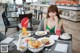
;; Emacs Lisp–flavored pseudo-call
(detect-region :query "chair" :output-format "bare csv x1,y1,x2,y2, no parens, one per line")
37,19,44,31
37,10,43,20
18,13,33,31
2,11,19,35
32,9,40,25
34,9,37,18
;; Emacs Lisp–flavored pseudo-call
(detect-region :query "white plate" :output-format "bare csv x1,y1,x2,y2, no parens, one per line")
38,37,55,47
60,36,71,40
35,31,47,36
60,33,71,40
19,31,31,38
23,37,36,43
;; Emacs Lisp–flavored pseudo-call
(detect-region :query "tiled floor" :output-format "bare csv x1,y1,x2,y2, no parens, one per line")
0,6,80,53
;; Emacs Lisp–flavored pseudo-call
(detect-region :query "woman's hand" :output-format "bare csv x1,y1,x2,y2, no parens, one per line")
54,16,58,21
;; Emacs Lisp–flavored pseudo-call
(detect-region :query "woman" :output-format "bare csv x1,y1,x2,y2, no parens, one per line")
44,5,63,34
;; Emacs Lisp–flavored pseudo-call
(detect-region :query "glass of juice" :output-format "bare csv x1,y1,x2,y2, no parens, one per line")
56,29,61,37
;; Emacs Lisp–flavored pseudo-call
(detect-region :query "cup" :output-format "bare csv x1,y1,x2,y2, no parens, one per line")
56,29,61,37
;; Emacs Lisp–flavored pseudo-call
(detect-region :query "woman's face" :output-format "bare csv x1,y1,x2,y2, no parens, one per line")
49,12,56,18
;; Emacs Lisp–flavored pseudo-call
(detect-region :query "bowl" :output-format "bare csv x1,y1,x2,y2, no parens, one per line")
28,40,44,52
17,43,27,52
28,44,44,52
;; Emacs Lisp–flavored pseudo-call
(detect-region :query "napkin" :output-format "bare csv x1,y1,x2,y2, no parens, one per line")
1,37,14,44
49,35,59,40
54,43,68,53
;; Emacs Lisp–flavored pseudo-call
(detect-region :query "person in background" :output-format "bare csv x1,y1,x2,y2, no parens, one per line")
44,5,63,35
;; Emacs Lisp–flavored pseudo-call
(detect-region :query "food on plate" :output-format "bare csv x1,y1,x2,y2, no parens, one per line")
38,37,55,47
21,27,29,36
18,45,27,52
35,31,47,36
28,40,42,48
24,38,29,43
19,45,26,49
23,37,35,43
41,37,50,45
21,31,29,36
37,31,45,35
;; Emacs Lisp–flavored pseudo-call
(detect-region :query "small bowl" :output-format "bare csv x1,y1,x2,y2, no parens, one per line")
17,43,27,52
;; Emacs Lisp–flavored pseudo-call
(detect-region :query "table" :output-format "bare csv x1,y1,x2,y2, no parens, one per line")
11,31,72,53
0,31,72,53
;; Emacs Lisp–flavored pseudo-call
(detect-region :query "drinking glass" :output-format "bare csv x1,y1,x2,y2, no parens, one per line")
56,29,61,37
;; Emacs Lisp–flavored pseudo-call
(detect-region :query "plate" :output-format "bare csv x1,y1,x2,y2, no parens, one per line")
23,37,36,43
19,31,31,38
38,37,55,47
60,35,71,40
35,31,47,36
60,33,71,40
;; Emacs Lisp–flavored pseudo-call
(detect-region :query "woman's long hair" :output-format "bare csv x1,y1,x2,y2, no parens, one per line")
46,5,60,19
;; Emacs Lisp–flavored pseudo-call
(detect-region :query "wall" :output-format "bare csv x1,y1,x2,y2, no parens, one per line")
63,19,80,53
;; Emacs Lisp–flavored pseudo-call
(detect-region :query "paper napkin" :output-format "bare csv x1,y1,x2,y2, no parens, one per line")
55,43,68,53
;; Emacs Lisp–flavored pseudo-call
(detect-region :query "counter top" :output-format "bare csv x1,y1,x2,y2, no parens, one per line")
30,4,80,10
57,6,80,10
